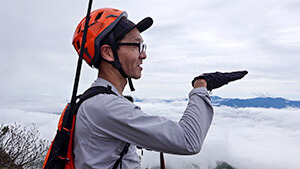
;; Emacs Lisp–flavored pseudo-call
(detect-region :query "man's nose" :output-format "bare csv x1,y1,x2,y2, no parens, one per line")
139,51,147,60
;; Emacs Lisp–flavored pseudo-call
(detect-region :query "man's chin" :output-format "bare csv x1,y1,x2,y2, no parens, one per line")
132,74,142,80
132,76,141,80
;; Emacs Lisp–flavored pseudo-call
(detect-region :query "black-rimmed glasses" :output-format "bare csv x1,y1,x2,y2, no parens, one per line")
116,42,147,54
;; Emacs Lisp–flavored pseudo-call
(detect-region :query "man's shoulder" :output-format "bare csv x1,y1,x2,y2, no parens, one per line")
81,93,136,113
78,93,140,124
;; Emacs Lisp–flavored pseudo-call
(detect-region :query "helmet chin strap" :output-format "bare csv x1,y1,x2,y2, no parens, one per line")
108,33,135,92
127,78,135,92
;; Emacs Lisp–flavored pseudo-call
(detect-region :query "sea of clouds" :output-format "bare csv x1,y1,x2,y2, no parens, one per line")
1,96,300,169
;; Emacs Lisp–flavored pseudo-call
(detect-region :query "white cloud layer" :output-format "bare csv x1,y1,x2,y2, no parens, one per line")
137,100,300,168
1,98,299,168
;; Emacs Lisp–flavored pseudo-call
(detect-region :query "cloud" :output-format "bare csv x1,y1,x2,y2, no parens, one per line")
0,108,59,141
138,102,300,169
1,97,300,168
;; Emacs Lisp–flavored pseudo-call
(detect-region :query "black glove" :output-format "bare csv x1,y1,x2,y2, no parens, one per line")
192,70,248,91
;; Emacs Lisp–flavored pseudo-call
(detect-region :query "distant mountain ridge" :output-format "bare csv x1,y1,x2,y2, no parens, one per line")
135,96,300,109
211,96,300,109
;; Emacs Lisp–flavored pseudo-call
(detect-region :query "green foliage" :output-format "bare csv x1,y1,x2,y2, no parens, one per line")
215,160,236,169
0,123,49,169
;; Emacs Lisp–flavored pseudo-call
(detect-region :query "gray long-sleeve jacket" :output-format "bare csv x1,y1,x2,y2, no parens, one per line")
73,78,213,169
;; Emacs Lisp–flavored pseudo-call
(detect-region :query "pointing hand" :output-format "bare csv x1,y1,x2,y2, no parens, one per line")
192,70,248,91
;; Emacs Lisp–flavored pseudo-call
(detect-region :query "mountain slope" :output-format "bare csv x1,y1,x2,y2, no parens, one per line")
211,96,300,109
135,96,300,109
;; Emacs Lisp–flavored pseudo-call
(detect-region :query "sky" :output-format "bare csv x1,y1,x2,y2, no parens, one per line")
1,1,300,168
1,0,300,100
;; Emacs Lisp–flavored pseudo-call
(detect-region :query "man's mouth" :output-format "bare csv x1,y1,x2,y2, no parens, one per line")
138,64,143,70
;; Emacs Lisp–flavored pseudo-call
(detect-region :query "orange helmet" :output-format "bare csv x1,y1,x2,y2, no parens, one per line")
72,8,153,91
72,8,153,68
72,8,126,67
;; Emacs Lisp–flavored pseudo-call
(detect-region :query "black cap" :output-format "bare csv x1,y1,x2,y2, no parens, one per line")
113,17,153,41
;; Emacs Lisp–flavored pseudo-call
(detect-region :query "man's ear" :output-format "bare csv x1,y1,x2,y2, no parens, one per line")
100,44,114,62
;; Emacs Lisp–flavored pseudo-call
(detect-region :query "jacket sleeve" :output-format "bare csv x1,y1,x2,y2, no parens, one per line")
83,87,213,155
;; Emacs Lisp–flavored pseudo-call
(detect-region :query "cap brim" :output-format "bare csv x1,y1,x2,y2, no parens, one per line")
113,17,153,41
136,17,153,33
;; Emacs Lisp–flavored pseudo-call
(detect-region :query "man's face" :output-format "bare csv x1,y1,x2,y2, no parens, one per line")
117,28,147,79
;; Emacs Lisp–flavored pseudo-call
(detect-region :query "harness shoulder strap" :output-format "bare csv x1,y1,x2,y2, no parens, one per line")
77,85,131,169
62,85,117,130
74,85,117,113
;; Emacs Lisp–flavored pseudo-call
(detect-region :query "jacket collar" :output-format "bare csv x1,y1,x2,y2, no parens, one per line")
91,77,121,96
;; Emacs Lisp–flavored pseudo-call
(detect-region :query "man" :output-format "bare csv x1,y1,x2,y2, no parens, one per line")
72,8,247,169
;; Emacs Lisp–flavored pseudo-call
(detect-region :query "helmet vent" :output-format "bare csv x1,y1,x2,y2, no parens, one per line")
76,41,81,50
77,25,82,34
95,13,103,21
